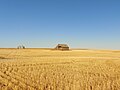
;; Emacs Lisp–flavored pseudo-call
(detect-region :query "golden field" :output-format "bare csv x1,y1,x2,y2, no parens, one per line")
0,48,120,90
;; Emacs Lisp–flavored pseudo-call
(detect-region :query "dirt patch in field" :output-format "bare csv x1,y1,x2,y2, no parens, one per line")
0,56,7,59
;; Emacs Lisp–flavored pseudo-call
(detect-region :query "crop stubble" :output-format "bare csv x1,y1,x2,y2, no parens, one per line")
0,49,120,90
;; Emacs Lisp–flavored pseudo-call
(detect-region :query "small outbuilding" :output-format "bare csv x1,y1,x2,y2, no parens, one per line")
17,45,25,49
55,44,69,50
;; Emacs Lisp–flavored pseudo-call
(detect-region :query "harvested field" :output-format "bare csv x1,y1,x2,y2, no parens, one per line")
0,48,120,90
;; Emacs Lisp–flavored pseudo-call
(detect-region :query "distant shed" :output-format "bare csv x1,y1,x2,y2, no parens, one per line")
55,44,69,50
17,45,25,49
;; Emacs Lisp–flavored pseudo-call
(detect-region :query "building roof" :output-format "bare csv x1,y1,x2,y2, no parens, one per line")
57,44,69,48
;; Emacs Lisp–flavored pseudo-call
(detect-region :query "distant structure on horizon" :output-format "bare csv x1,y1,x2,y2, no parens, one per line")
55,44,69,50
17,45,25,49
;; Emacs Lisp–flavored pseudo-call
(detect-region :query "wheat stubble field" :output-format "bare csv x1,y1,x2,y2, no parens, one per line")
0,49,120,90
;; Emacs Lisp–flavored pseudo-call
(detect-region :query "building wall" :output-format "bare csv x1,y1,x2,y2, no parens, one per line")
56,47,69,50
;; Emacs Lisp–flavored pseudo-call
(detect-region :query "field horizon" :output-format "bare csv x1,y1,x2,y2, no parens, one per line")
0,48,119,51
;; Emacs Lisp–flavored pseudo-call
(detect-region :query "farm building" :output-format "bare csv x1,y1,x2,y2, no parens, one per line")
17,45,25,49
55,44,69,50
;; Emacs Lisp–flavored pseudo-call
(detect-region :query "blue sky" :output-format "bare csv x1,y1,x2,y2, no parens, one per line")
0,0,120,49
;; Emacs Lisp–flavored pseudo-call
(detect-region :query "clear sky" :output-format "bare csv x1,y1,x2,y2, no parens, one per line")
0,0,120,49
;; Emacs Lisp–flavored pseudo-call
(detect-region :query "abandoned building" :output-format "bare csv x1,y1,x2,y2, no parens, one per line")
55,44,69,50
